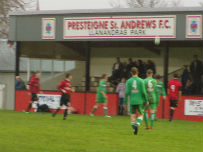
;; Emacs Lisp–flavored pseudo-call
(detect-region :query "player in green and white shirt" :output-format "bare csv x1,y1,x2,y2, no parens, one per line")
124,67,148,135
155,75,166,119
90,74,111,118
144,69,157,130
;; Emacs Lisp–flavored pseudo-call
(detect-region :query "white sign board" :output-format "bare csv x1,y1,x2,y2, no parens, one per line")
184,100,203,116
186,15,202,38
42,18,56,39
32,94,61,109
64,16,176,39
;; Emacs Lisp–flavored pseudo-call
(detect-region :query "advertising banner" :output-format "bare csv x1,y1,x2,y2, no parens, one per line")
64,16,176,39
42,18,56,39
186,15,202,38
184,100,203,116
32,94,61,109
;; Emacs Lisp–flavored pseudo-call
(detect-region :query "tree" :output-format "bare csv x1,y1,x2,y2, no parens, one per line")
109,0,185,8
170,0,183,7
0,0,36,39
109,0,168,8
126,0,168,8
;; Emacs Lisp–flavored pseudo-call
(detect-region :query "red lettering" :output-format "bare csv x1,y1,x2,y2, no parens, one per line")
159,20,163,28
141,20,145,29
68,22,72,29
152,20,156,29
164,20,170,28
137,20,141,29
131,21,136,29
104,21,108,29
121,21,126,29
145,21,152,28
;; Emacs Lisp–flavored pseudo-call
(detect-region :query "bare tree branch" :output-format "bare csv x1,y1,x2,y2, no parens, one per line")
108,0,185,8
171,0,183,7
0,0,36,39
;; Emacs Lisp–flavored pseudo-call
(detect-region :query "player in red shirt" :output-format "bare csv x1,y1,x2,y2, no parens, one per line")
52,73,74,120
168,73,182,122
26,72,42,113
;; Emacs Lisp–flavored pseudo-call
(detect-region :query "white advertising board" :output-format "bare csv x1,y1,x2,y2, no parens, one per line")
42,18,56,39
64,16,176,39
184,100,203,116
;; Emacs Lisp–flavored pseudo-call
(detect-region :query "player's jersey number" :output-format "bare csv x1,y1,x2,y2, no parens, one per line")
170,85,175,92
132,80,137,89
148,80,153,89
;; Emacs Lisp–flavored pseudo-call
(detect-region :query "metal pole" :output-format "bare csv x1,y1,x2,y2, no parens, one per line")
39,59,42,75
15,42,20,76
15,42,20,111
63,61,66,72
84,42,91,115
202,42,203,63
85,42,91,92
51,60,54,77
27,58,30,82
162,42,169,119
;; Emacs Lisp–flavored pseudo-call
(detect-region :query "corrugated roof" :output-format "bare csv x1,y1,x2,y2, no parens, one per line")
10,7,203,16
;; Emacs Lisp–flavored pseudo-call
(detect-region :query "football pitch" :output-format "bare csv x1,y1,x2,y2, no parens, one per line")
0,110,202,152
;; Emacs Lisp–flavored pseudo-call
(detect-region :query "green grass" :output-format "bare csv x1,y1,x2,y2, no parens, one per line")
0,110,202,152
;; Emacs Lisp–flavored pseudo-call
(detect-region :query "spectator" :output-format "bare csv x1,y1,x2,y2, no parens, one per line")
190,55,202,94
120,68,130,80
146,60,156,75
137,60,145,78
112,57,123,76
126,58,136,72
181,65,190,93
116,78,126,115
15,76,26,90
184,79,194,95
110,57,123,85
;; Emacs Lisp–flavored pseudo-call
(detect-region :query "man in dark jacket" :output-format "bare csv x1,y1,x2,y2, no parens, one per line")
181,65,190,94
190,55,202,94
110,57,123,84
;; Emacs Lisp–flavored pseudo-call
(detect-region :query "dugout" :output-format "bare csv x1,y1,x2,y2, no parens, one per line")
8,7,203,120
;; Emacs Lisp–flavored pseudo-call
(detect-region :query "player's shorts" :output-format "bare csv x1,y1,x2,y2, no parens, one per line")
144,103,157,110
96,94,107,103
150,103,157,110
129,104,143,114
97,97,107,103
170,100,178,107
60,93,70,106
31,93,39,102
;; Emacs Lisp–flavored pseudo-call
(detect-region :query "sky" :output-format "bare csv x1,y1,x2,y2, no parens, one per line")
38,0,202,10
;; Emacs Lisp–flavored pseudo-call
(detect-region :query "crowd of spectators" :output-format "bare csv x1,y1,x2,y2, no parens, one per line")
109,57,156,86
181,55,203,95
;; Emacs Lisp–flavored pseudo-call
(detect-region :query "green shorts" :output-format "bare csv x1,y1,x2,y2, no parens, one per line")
144,103,157,110
97,97,107,103
129,104,143,114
